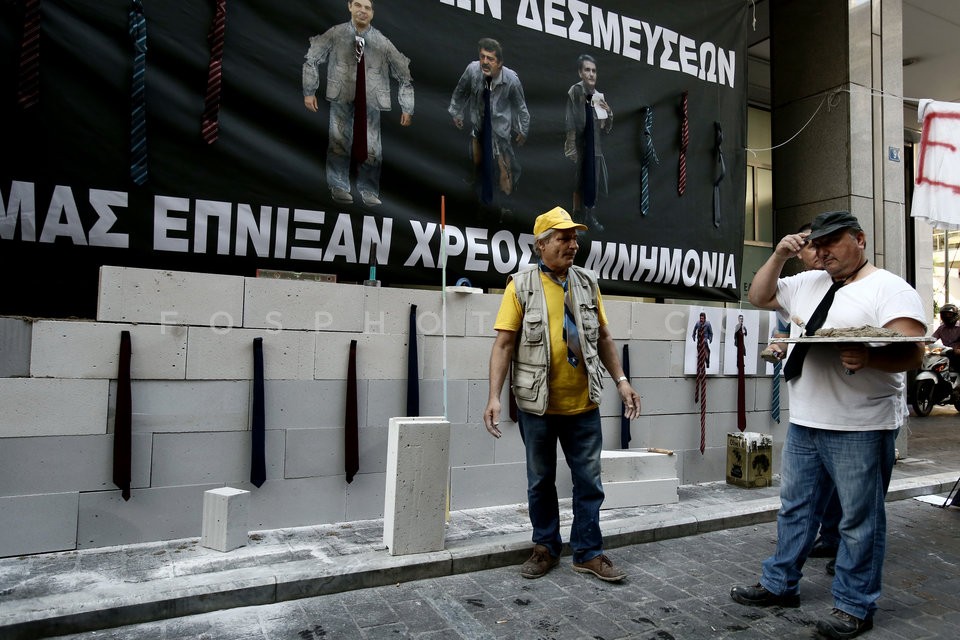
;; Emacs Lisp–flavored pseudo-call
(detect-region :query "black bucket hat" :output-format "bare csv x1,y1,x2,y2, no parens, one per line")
807,211,863,242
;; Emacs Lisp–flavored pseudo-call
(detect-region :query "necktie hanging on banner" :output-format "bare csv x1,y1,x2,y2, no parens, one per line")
351,36,368,172
620,344,631,449
678,91,689,196
694,328,707,454
582,93,596,208
712,121,725,228
201,0,227,144
480,79,494,204
539,262,582,367
639,106,659,216
407,304,420,417
250,337,266,487
17,0,41,109
771,358,781,423
129,0,148,185
735,326,746,432
345,339,359,483
113,331,133,501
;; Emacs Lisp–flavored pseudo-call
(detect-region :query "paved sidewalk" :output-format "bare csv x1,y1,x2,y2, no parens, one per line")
2,416,959,639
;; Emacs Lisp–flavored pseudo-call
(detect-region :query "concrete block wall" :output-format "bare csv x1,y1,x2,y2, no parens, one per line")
0,266,789,557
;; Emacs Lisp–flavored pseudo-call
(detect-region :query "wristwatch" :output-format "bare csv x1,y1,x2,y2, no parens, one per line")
615,376,628,384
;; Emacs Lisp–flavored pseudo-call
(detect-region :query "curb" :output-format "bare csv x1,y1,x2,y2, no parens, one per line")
1,472,956,639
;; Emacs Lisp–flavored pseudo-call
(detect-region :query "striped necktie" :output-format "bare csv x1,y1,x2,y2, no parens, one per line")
17,0,41,109
201,0,227,144
771,358,781,423
539,262,582,367
678,91,689,196
129,0,148,185
639,106,659,216
694,324,708,454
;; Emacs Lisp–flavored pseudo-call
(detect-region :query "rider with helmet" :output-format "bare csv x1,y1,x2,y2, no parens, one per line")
933,304,960,370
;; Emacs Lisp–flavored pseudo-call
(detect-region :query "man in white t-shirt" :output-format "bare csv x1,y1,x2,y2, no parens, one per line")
731,211,926,640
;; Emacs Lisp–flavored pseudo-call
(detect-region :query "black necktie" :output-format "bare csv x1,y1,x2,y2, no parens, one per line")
713,122,725,228
481,79,494,204
351,36,368,169
345,340,359,483
783,281,844,381
407,305,420,416
620,344,631,449
113,331,132,501
582,92,596,208
250,337,266,487
735,327,746,431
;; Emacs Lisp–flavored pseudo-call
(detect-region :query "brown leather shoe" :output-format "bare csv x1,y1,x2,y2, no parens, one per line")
572,554,626,582
519,544,559,579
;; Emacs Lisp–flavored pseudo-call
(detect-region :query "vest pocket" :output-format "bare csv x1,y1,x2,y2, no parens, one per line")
522,310,544,343
579,303,600,342
512,361,545,404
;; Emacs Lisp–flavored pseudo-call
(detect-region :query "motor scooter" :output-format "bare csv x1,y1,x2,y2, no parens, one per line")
911,344,960,417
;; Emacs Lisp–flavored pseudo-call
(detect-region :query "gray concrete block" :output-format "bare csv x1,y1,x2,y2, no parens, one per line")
365,379,406,429
315,332,407,380
97,266,245,326
463,292,503,337
449,422,495,467
367,287,465,336
242,278,365,331
345,471,386,521
418,379,468,423
151,430,284,486
262,380,352,428
678,446,728,485
602,299,634,339
201,488,250,552
246,475,347,529
0,492,78,556
77,483,220,548
421,336,492,380
285,427,343,479
0,316,31,377
0,378,109,438
0,434,151,496
185,327,316,380
632,302,690,340
30,321,187,379
117,380,249,433
450,462,527,510
602,478,680,509
384,417,451,555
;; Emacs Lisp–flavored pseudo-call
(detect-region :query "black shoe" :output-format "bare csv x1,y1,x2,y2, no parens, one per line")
730,583,800,608
816,608,873,639
826,559,836,576
809,540,839,558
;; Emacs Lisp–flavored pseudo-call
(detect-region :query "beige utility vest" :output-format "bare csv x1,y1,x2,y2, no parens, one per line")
509,265,605,415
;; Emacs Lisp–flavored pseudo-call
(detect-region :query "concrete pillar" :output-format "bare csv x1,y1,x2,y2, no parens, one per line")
201,487,249,552
383,416,450,556
770,0,906,277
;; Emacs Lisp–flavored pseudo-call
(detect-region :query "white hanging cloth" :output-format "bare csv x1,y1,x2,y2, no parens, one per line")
911,99,960,230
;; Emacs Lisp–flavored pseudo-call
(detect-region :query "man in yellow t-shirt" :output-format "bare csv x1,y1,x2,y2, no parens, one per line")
484,206,641,583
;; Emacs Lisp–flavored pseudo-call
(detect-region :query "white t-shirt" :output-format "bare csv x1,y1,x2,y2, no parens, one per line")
777,268,926,431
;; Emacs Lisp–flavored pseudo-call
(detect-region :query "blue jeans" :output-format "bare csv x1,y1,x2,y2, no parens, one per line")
760,424,897,620
517,408,604,563
817,489,842,548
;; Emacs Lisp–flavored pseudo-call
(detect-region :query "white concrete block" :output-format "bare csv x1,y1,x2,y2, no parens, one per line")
201,487,250,552
30,321,187,379
602,299,634,339
97,266,245,326
367,287,465,336
0,316,32,377
631,302,690,340
464,292,504,337
185,327,316,380
0,492,79,556
421,336,493,380
383,416,450,555
601,449,679,483
0,378,109,437
243,278,366,331
601,478,680,509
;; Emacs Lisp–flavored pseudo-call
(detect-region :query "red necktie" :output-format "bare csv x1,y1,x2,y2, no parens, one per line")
694,327,707,454
351,37,368,169
201,0,227,144
678,91,689,196
17,0,41,109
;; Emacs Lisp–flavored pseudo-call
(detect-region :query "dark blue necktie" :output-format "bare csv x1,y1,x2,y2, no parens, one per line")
113,331,133,501
582,93,596,208
407,305,420,416
480,80,494,204
129,0,148,185
640,106,659,216
620,344,631,449
345,340,359,483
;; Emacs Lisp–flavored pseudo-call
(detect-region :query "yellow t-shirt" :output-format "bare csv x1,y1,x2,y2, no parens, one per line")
494,272,608,415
